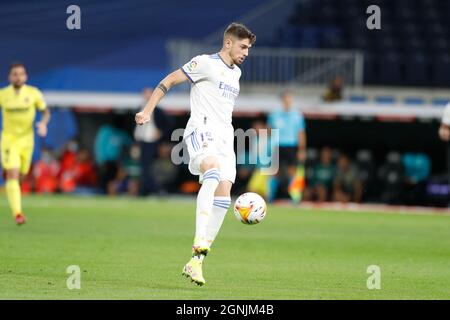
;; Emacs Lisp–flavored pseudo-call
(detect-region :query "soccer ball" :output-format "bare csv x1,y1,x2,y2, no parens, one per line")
233,192,267,225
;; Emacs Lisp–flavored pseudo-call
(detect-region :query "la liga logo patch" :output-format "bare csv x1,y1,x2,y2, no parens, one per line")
186,60,198,72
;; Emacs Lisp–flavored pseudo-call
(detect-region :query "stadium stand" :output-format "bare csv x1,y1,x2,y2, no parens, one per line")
0,0,263,91
278,0,450,87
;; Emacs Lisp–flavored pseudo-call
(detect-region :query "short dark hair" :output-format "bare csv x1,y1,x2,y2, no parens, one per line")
224,22,256,44
280,89,293,99
9,62,26,73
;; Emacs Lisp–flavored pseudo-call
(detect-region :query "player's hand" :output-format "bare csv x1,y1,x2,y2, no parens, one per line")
135,111,151,125
36,121,48,137
439,126,450,141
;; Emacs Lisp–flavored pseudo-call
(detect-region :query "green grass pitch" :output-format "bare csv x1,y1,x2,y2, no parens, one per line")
0,195,449,299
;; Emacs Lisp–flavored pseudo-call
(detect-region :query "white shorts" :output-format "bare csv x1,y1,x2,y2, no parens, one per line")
184,125,236,184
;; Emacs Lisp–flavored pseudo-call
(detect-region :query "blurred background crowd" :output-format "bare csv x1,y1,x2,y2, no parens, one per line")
0,85,441,208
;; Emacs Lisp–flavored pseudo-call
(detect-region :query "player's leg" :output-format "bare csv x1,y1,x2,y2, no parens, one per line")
192,155,221,252
285,146,301,203
286,146,298,180
184,127,222,252
2,143,26,224
5,169,24,221
205,180,232,249
183,155,220,286
15,145,33,224
204,139,237,249
182,126,222,285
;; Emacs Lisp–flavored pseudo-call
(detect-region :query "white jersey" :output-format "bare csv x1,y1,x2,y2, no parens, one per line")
181,53,241,138
442,102,450,125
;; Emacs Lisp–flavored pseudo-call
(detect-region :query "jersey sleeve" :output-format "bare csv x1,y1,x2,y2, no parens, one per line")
34,88,47,111
180,55,209,83
442,103,450,125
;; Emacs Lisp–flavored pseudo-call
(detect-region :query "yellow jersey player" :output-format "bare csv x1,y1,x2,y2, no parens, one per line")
0,63,50,225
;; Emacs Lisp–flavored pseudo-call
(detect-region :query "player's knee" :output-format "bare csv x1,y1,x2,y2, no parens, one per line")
200,156,220,173
6,169,20,180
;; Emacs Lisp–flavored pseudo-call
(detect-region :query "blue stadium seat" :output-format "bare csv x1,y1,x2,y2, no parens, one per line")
375,36,400,52
363,52,379,85
421,9,442,24
379,22,395,37
421,0,442,8
378,53,402,85
397,23,422,38
403,38,426,52
349,95,369,103
278,25,303,47
425,22,447,39
430,37,450,54
315,5,338,24
320,26,344,49
299,26,320,48
405,53,430,87
432,98,450,106
375,96,396,104
432,54,450,87
397,8,417,23
285,0,446,87
394,0,419,10
404,97,426,105
348,35,372,51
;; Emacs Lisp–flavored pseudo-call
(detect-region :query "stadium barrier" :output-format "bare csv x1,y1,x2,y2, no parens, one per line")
167,40,364,87
41,91,448,121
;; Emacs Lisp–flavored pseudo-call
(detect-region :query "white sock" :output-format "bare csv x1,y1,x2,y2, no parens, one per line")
205,196,231,247
194,168,220,248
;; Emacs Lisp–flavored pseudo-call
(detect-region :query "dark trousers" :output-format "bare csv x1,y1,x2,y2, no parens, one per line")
447,144,450,186
99,161,118,194
447,144,450,204
139,141,159,195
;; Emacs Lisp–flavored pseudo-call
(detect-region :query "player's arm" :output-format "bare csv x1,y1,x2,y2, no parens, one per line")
297,114,307,163
36,108,50,137
439,123,450,141
439,103,450,141
39,108,50,125
135,69,188,125
297,131,307,163
35,89,50,137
